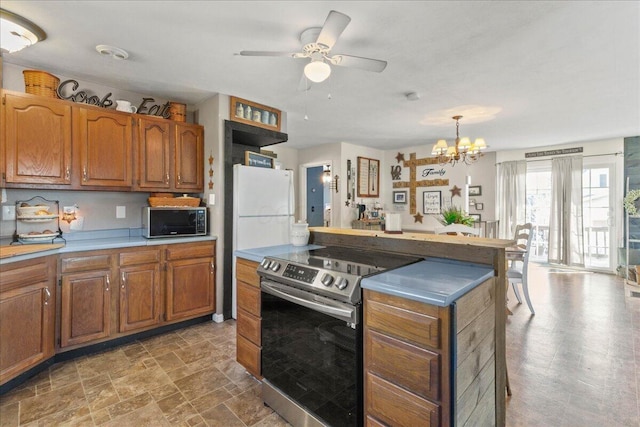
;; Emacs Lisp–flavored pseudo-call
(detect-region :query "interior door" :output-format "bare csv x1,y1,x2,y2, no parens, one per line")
306,166,324,226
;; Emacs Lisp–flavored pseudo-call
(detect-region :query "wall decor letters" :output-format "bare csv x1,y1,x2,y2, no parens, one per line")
57,79,113,108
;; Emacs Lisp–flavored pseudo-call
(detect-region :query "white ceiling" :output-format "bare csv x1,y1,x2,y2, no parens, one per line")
2,1,639,151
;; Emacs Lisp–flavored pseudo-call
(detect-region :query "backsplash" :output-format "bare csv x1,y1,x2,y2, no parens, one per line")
0,189,150,239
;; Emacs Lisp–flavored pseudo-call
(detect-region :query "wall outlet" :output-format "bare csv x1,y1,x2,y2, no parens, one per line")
2,205,16,221
116,206,126,219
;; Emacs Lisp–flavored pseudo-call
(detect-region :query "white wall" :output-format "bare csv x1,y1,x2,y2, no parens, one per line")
382,144,496,232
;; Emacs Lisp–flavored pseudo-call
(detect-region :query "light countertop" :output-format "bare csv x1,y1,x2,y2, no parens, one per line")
234,244,324,263
0,229,217,264
361,257,495,307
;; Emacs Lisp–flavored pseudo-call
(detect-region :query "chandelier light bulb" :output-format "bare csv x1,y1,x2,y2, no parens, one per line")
431,115,487,166
304,60,331,83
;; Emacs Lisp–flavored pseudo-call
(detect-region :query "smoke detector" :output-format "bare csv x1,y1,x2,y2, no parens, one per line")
95,44,129,60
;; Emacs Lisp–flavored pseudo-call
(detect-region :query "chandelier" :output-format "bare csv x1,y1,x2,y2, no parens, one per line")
431,115,487,166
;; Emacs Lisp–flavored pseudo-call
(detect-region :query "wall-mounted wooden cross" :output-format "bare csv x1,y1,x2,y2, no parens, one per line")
392,153,449,214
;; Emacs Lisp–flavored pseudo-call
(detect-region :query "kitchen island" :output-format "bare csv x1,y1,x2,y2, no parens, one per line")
309,227,512,427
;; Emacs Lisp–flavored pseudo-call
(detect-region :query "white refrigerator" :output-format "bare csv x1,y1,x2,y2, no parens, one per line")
232,164,295,318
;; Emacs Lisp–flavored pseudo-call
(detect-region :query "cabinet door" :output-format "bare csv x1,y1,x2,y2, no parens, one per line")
76,108,133,188
2,92,72,185
119,263,161,332
0,282,54,384
174,123,203,191
135,117,171,190
166,257,214,321
60,270,111,348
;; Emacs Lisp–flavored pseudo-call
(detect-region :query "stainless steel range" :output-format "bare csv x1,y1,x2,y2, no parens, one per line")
257,246,420,427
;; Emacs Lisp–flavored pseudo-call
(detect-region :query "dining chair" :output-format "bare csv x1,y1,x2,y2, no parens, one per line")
507,223,535,314
434,223,481,236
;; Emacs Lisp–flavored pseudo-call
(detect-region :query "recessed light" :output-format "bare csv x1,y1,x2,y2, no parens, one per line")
95,44,129,60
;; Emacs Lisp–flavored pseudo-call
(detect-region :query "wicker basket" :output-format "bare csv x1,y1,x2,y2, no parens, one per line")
148,196,200,207
23,70,60,98
168,102,186,122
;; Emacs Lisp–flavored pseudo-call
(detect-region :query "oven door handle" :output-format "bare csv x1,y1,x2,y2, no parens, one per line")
261,280,356,323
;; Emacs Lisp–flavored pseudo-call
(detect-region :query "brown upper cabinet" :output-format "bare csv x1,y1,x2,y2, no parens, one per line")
75,107,133,189
134,115,204,192
2,91,73,187
1,90,204,192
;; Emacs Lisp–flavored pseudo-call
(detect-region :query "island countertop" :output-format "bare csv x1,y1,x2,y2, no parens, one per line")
361,257,495,306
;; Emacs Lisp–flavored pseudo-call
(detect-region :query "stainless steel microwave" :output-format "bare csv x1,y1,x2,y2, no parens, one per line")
142,207,207,238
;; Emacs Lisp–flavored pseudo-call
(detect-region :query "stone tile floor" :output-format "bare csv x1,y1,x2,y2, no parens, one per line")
0,321,288,427
0,263,638,426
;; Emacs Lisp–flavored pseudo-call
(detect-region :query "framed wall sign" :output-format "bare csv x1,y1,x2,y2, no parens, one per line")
357,156,380,197
469,185,482,196
230,96,281,132
475,202,484,211
470,213,482,222
422,191,441,214
393,191,407,204
244,151,275,168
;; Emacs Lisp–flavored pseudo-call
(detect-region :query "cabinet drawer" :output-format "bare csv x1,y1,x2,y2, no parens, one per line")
61,253,112,273
237,308,261,346
119,249,161,266
366,329,440,401
237,281,260,316
166,243,214,260
366,371,440,427
236,258,260,287
365,290,442,349
236,334,261,379
0,257,50,291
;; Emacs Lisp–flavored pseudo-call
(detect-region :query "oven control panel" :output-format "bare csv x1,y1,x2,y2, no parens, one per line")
282,264,318,283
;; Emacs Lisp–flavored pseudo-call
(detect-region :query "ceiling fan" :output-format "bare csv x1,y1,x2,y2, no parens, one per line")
239,10,387,89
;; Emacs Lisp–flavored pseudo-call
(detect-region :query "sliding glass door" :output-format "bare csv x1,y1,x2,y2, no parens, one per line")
524,159,616,272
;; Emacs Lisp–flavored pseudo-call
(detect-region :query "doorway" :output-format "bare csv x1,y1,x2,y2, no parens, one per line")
300,162,332,227
525,159,616,272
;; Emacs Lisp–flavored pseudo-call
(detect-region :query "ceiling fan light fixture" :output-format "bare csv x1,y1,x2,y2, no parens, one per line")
304,60,331,83
0,8,46,53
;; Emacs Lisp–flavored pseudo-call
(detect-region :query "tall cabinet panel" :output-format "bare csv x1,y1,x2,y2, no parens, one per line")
75,108,133,188
174,123,204,191
2,91,72,186
135,117,171,190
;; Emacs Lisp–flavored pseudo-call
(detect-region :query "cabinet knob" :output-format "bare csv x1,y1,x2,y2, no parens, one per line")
44,287,51,305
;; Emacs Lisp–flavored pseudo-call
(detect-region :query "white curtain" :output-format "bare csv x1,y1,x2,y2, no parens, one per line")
496,160,527,238
548,155,584,266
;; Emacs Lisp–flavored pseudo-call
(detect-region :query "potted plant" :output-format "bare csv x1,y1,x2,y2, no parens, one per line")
439,205,475,226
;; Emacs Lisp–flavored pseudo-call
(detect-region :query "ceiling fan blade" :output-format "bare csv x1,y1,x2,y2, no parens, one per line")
239,51,304,58
316,10,351,49
297,73,312,92
330,54,388,72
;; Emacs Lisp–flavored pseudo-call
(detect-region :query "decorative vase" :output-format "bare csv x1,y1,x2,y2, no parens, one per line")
291,222,310,246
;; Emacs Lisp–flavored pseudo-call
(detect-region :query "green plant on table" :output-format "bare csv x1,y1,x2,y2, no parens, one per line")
440,205,475,226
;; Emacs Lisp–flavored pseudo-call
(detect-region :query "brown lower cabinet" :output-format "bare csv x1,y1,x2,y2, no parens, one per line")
0,240,216,388
0,256,56,385
57,241,215,352
235,257,261,379
364,277,497,427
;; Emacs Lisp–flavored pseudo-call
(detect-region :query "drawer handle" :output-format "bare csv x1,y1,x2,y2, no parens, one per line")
165,173,170,184
105,274,110,291
210,261,214,274
121,271,126,289
177,173,182,184
65,166,70,181
44,287,51,305
82,166,88,182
